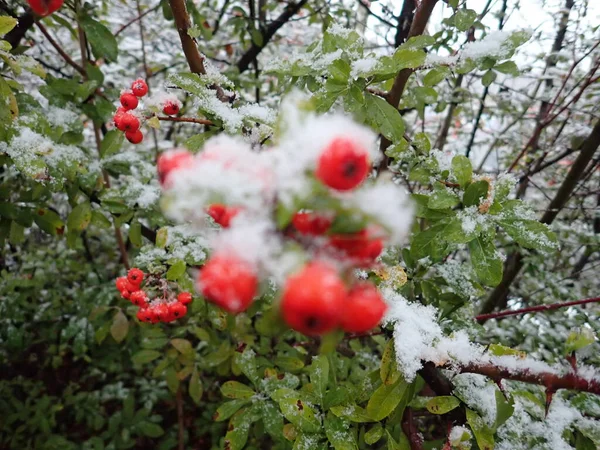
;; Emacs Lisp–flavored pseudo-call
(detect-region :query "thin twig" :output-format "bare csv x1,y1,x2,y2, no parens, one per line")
476,296,600,322
114,2,161,36
35,21,86,76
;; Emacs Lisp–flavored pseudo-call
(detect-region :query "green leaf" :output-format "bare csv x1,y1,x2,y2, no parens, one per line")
466,408,495,450
324,413,358,450
365,93,405,142
495,389,514,429
189,369,203,405
410,223,448,262
81,17,119,62
463,180,490,207
366,378,408,421
452,155,473,187
138,422,164,438
294,433,323,450
34,209,64,236
413,132,431,154
497,218,558,253
260,401,284,440
275,356,305,372
495,60,519,75
423,67,450,87
565,328,596,355
279,398,321,433
221,381,256,399
393,48,426,70
330,404,373,423
132,350,161,365
386,430,410,450
129,221,142,247
91,211,111,228
166,259,187,281
100,130,124,158
364,423,383,445
165,366,179,394
380,340,401,386
469,237,503,286
329,59,351,83
482,70,497,87
170,338,193,356
110,310,129,343
453,9,478,31
428,189,460,210
426,396,460,414
213,399,249,422
0,16,18,35
309,355,329,403
67,202,92,233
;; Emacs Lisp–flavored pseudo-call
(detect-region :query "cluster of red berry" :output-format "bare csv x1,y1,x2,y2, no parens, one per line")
113,80,148,144
115,268,193,324
27,0,63,16
155,136,388,336
113,80,182,145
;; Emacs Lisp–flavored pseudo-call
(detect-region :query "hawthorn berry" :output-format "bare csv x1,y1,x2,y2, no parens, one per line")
329,229,383,265
115,276,129,292
120,92,139,110
198,254,257,314
163,100,180,116
130,290,148,307
127,268,144,285
131,79,148,97
206,203,240,227
136,308,152,323
121,113,140,132
292,211,332,235
126,129,144,144
177,292,193,305
316,137,370,191
157,149,193,187
169,302,187,319
27,0,63,16
153,303,170,322
340,282,387,333
113,107,127,130
280,262,346,336
121,289,131,300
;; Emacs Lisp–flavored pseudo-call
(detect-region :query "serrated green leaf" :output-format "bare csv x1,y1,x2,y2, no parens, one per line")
365,93,405,142
469,237,502,286
81,17,119,62
452,155,473,187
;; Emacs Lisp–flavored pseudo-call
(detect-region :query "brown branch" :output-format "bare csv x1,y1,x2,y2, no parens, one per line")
168,0,232,103
154,116,214,125
476,296,600,322
457,362,600,395
35,21,87,76
176,385,185,450
236,0,309,73
377,0,439,172
114,2,161,37
5,11,34,49
402,408,423,450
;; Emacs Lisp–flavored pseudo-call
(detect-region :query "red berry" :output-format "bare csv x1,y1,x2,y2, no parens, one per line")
206,203,240,227
126,129,144,144
115,276,129,292
113,107,127,130
169,302,188,319
130,290,148,307
157,149,194,187
121,113,140,132
131,79,148,97
329,229,383,266
120,92,139,110
163,100,180,116
139,307,157,323
292,211,332,235
280,262,346,336
316,137,370,191
153,303,170,322
127,268,144,286
198,254,257,314
121,289,131,300
340,282,387,333
177,292,193,305
27,0,63,16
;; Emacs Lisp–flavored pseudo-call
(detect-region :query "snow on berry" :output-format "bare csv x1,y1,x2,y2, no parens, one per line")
131,79,148,97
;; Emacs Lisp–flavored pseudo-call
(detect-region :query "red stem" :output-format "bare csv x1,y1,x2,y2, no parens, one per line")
475,296,600,322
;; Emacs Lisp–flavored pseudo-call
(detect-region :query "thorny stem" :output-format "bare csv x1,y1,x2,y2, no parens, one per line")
475,296,600,322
